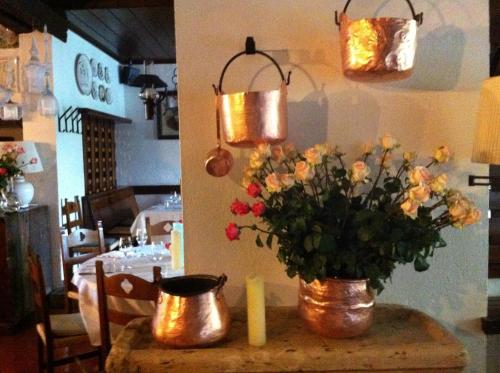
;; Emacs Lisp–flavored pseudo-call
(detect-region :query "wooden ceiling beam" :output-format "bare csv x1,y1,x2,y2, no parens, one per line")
42,0,173,10
0,0,68,41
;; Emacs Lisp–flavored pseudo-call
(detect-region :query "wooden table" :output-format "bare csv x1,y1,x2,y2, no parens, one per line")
106,305,468,372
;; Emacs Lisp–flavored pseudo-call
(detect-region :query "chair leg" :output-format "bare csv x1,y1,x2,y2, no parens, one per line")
99,346,106,372
46,342,54,373
37,335,45,373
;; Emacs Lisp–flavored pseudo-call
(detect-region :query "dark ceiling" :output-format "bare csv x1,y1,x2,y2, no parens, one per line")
0,0,175,64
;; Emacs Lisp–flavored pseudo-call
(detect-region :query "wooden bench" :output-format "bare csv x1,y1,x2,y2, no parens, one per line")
82,187,139,238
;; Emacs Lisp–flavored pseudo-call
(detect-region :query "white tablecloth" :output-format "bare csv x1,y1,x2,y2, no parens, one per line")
130,204,182,237
72,245,184,346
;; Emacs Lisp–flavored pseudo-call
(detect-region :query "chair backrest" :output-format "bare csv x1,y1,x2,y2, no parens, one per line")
82,187,139,231
61,196,83,233
60,223,106,296
27,248,52,343
95,260,161,355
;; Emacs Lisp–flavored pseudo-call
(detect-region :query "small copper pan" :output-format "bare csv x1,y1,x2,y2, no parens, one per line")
214,37,291,148
335,0,423,81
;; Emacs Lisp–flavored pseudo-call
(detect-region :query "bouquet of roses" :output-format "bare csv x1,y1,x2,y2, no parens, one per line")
0,143,38,190
225,135,481,292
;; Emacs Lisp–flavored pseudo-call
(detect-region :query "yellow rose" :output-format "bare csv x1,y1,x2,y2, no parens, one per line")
362,142,375,155
434,145,451,163
448,198,471,220
377,153,393,169
350,161,371,183
249,151,265,169
403,151,416,162
265,173,282,193
381,134,399,150
256,143,271,158
401,199,419,219
271,145,285,162
408,166,432,185
314,143,333,157
283,143,297,158
409,184,431,203
279,173,295,189
304,147,322,165
429,174,448,194
462,208,481,226
294,161,315,181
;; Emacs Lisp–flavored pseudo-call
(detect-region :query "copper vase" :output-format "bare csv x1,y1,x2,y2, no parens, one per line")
298,277,374,338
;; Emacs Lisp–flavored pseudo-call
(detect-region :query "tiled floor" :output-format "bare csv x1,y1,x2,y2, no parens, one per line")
0,326,99,373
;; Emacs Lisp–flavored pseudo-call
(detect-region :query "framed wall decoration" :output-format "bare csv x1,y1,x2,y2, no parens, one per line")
156,92,179,139
0,56,19,92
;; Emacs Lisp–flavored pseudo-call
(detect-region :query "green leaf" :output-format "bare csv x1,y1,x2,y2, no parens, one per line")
304,235,314,252
256,235,264,248
266,234,273,249
357,226,374,242
414,255,430,272
312,233,322,249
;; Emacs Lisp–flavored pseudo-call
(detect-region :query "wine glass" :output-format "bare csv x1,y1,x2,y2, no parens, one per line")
119,236,133,269
136,228,148,248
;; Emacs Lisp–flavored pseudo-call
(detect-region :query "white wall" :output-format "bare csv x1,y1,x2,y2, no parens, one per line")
17,32,60,282
115,64,181,189
175,0,489,370
53,31,126,204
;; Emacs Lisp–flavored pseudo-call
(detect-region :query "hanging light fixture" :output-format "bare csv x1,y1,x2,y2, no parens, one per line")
130,61,167,120
23,36,46,94
0,62,20,120
37,26,58,116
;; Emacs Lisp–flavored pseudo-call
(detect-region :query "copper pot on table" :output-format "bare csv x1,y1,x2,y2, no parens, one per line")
152,274,231,348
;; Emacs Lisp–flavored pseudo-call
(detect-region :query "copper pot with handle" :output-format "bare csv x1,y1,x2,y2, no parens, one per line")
152,274,231,348
215,37,291,147
335,0,423,81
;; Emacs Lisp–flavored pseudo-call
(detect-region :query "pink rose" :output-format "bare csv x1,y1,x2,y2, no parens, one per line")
230,199,250,215
225,223,241,241
30,157,38,164
247,183,262,198
251,202,266,217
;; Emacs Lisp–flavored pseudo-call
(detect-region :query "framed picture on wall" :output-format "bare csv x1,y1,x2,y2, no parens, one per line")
157,92,179,139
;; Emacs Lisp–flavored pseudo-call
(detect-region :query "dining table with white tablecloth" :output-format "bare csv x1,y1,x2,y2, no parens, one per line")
71,245,184,346
130,204,182,238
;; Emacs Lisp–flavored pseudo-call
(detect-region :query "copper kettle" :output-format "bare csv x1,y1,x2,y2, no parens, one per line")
152,274,231,348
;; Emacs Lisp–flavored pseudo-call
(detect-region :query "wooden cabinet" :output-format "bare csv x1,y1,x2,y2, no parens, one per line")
0,206,51,334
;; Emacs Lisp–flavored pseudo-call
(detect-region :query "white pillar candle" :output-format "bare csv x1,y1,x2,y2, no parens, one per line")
246,273,266,346
170,229,182,270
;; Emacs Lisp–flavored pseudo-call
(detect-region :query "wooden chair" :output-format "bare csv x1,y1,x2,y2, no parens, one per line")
60,223,106,313
95,260,161,361
61,196,83,234
27,249,101,372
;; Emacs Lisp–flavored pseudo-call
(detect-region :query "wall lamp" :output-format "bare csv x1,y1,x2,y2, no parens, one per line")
130,62,167,120
469,76,500,190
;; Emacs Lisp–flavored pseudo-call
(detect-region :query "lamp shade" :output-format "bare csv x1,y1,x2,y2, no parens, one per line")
0,141,44,173
472,76,500,165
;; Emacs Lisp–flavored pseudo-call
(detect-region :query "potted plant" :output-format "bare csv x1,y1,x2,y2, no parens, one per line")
225,136,481,338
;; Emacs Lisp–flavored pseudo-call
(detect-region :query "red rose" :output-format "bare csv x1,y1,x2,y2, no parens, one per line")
247,183,262,198
0,168,8,176
251,202,266,217
225,223,240,241
165,242,171,250
230,199,250,215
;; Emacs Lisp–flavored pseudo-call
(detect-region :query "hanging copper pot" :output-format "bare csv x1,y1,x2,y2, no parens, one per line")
335,0,423,81
152,274,231,348
215,37,291,148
